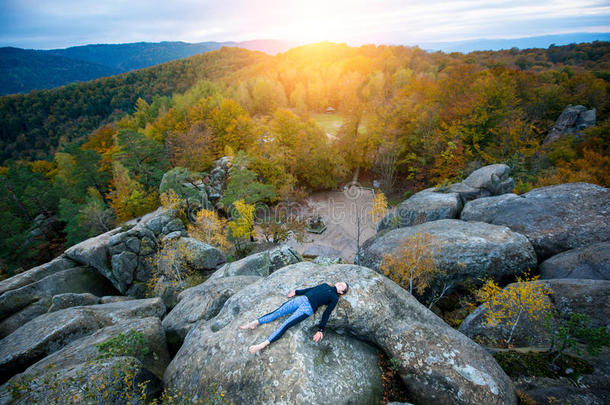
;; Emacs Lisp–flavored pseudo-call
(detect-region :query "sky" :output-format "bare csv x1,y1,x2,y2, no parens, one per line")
1,0,609,50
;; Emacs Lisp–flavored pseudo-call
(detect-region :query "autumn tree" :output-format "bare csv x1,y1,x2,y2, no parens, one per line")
476,274,552,346
107,162,158,222
187,209,231,252
370,191,388,225
228,199,255,252
380,232,449,307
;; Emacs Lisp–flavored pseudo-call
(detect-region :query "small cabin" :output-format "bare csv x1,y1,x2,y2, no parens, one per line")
325,106,336,114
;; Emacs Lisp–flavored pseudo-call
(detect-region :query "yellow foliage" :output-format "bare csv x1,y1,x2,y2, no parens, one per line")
537,148,610,188
187,209,231,252
159,189,185,217
379,232,443,295
370,191,388,224
229,199,255,242
476,273,552,345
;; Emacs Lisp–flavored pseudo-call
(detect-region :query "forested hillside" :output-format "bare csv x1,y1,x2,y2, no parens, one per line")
1,41,608,274
0,47,121,96
0,40,297,96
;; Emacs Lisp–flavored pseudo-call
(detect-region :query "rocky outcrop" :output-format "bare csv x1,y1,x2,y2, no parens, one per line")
158,158,231,216
47,292,100,312
162,275,262,353
460,183,610,260
539,241,610,280
377,189,462,232
544,105,596,144
62,208,200,296
359,219,537,290
207,244,300,281
442,164,514,203
377,164,515,233
0,256,77,296
164,263,516,405
460,193,521,223
0,357,161,405
0,266,118,338
459,279,610,346
0,317,169,404
0,297,165,383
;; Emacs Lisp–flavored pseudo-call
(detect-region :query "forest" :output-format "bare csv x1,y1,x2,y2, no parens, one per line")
0,40,609,275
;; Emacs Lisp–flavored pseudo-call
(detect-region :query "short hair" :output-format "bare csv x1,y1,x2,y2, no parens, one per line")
343,282,349,295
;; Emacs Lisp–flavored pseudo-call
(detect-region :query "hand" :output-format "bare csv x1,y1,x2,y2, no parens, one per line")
287,290,295,298
313,331,323,342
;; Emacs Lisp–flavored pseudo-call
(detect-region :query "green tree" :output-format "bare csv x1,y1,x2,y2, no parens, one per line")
220,152,275,210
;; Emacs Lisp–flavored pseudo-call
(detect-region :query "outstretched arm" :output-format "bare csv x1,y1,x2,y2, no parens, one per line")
287,286,313,298
295,286,313,295
314,295,338,342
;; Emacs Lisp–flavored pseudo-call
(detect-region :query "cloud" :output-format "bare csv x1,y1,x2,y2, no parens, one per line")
0,0,608,49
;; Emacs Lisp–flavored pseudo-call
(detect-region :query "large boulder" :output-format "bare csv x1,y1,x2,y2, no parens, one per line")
0,298,165,383
0,317,169,404
442,164,514,203
460,183,610,261
0,356,160,405
177,237,226,272
539,241,610,280
207,244,300,281
0,256,77,296
162,275,261,352
47,292,100,312
544,105,596,144
64,228,120,287
358,219,537,290
459,279,610,346
460,193,521,223
377,189,462,232
0,266,118,337
163,263,516,405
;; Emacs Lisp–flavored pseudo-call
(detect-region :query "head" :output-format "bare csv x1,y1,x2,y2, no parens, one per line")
335,281,349,295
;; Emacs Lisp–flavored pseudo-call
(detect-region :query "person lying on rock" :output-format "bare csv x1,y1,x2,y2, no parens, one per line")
240,281,349,354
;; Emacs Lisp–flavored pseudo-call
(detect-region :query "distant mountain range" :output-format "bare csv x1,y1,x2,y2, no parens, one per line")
0,40,297,95
1,33,608,96
415,32,610,53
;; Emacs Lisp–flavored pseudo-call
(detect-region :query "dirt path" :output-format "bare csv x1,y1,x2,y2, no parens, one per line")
285,187,378,263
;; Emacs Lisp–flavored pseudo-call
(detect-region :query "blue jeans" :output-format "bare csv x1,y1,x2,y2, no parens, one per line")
257,295,314,343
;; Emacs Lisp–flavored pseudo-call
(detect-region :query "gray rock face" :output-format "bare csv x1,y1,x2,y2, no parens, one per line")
378,189,462,232
47,293,100,312
359,219,537,290
0,316,169,399
0,356,160,405
208,244,301,281
544,105,596,144
178,237,226,272
61,208,193,296
0,256,77,296
460,194,521,223
162,275,261,352
460,183,610,261
459,279,610,346
64,228,119,285
0,298,165,383
539,241,610,280
441,164,514,203
0,266,118,337
302,244,343,260
164,263,516,405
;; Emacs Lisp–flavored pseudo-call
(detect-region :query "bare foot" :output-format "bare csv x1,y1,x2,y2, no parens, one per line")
240,320,259,330
248,341,269,354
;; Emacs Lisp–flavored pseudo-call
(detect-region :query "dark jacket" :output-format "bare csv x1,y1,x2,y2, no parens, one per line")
295,283,339,332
